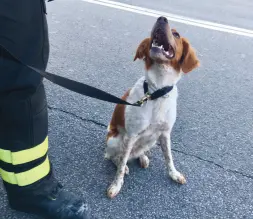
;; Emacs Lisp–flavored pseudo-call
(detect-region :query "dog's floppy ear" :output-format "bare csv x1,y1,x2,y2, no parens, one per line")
134,38,151,61
181,38,200,73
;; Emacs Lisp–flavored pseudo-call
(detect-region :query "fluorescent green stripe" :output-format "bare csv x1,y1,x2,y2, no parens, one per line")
0,137,48,165
0,156,50,186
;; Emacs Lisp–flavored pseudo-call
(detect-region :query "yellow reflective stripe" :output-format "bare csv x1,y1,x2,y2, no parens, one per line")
0,137,48,165
0,156,50,186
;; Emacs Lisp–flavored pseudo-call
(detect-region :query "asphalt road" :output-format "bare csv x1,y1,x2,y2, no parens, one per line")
117,0,253,29
1,0,253,218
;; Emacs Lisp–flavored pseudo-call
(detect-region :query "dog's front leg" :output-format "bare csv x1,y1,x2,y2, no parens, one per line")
159,133,186,184
107,137,135,198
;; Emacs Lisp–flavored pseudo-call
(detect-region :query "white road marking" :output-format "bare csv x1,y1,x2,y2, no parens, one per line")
81,0,253,38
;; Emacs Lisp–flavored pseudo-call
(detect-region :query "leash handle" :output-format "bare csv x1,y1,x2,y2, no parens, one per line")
1,45,141,107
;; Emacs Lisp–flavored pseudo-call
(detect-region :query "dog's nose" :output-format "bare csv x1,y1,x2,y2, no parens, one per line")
157,16,168,23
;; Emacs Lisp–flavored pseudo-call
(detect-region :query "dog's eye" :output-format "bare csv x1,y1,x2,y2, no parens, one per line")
173,32,180,38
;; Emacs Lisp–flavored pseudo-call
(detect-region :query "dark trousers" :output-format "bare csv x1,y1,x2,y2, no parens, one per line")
0,0,57,200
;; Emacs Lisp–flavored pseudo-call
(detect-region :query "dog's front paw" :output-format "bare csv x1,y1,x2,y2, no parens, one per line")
107,180,124,199
139,155,150,168
169,171,186,184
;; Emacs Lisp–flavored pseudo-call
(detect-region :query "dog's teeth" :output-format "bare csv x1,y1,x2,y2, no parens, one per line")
152,43,161,48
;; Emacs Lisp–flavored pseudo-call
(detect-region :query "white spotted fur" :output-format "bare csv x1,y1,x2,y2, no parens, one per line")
105,63,186,198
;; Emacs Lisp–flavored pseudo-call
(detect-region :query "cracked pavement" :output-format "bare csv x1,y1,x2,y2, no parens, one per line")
48,106,253,181
1,0,253,218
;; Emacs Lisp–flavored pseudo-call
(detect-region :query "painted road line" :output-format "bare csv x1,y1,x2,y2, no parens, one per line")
81,0,253,38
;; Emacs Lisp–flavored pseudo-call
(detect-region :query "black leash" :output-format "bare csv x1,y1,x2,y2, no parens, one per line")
1,45,140,106
1,45,173,107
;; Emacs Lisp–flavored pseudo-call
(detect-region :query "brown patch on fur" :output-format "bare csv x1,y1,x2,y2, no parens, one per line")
170,29,200,73
180,38,200,73
106,89,131,141
134,38,153,70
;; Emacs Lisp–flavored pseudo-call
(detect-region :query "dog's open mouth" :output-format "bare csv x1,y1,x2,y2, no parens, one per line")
151,35,175,59
151,39,175,59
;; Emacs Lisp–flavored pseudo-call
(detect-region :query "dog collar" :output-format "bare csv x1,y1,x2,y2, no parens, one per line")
135,80,173,106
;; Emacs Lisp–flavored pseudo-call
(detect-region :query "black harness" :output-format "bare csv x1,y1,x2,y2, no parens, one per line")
136,81,174,106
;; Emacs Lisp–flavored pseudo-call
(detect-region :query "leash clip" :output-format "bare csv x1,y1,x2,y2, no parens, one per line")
135,92,151,106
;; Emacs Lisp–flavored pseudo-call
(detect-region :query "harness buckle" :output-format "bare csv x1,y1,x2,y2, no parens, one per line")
135,93,151,106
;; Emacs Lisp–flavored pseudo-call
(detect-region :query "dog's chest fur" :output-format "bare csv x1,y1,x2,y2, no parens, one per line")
123,68,179,156
125,80,177,154
125,65,179,135
106,64,181,159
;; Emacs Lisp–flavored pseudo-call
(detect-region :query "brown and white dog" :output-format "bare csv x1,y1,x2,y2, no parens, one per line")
105,16,200,198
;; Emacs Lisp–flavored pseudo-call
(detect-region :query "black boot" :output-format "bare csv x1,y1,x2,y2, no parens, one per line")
7,182,91,219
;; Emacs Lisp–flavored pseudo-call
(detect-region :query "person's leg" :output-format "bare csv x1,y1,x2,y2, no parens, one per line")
0,0,90,218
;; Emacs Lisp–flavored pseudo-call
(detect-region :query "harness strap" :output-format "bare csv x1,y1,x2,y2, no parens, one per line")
136,81,174,106
143,80,173,100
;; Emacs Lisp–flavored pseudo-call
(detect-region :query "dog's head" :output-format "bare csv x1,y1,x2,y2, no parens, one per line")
134,16,200,73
